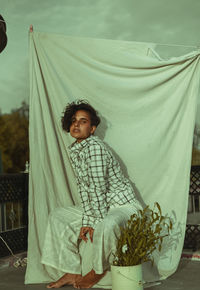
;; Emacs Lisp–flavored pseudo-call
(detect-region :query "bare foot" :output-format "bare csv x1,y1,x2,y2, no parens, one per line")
46,273,82,288
74,269,106,289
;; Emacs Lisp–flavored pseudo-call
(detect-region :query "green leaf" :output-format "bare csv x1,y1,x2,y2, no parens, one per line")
112,202,173,266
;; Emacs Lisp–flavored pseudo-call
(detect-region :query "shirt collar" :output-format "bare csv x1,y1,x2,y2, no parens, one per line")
68,134,96,152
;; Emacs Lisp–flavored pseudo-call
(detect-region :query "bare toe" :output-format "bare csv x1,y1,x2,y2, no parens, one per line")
73,278,82,288
46,282,56,288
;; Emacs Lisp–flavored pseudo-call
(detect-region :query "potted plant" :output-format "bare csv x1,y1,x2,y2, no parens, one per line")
111,202,173,290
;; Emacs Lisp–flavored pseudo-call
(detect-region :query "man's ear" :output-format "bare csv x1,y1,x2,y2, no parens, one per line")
91,126,96,134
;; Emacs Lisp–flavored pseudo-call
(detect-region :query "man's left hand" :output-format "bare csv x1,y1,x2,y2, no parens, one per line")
79,227,94,243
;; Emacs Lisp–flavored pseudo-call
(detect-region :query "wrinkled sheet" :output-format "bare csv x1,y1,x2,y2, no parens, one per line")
25,31,200,286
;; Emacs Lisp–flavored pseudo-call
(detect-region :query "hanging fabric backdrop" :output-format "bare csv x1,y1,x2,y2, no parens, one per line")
25,31,200,286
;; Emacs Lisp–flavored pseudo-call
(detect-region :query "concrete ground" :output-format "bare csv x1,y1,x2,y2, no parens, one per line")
0,259,200,290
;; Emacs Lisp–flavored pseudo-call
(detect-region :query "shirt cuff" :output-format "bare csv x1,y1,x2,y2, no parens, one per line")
82,214,103,228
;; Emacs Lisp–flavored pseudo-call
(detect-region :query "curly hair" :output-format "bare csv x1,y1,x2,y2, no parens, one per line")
61,100,101,132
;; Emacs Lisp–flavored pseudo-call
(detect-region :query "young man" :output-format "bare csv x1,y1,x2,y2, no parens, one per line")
41,100,141,289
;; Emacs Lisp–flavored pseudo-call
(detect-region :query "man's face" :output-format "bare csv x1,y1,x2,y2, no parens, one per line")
69,110,96,143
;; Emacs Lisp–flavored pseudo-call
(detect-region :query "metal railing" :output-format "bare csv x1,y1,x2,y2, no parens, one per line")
184,166,200,250
0,167,199,257
188,166,200,213
0,173,28,258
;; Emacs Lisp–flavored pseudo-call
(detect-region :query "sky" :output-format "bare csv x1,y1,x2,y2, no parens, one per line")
0,0,200,113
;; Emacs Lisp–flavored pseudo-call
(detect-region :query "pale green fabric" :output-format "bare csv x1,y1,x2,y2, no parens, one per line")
25,31,200,286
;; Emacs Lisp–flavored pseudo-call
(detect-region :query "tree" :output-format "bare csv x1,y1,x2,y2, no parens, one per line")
0,101,29,173
11,101,29,119
192,147,200,165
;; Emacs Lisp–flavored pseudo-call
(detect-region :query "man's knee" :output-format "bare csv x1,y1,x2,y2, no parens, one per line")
101,216,121,234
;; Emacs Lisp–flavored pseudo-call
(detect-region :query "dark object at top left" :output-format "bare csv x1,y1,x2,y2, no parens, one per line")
0,14,7,53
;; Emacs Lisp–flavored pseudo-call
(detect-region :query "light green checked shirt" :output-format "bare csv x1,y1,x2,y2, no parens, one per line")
68,135,139,228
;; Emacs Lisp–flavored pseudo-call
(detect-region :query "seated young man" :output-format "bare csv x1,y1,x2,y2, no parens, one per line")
41,100,141,289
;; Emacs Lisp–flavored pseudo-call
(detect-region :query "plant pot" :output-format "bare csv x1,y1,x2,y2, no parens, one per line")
111,264,143,290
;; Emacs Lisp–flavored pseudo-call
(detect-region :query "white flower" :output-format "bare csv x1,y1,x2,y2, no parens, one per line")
122,244,128,253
